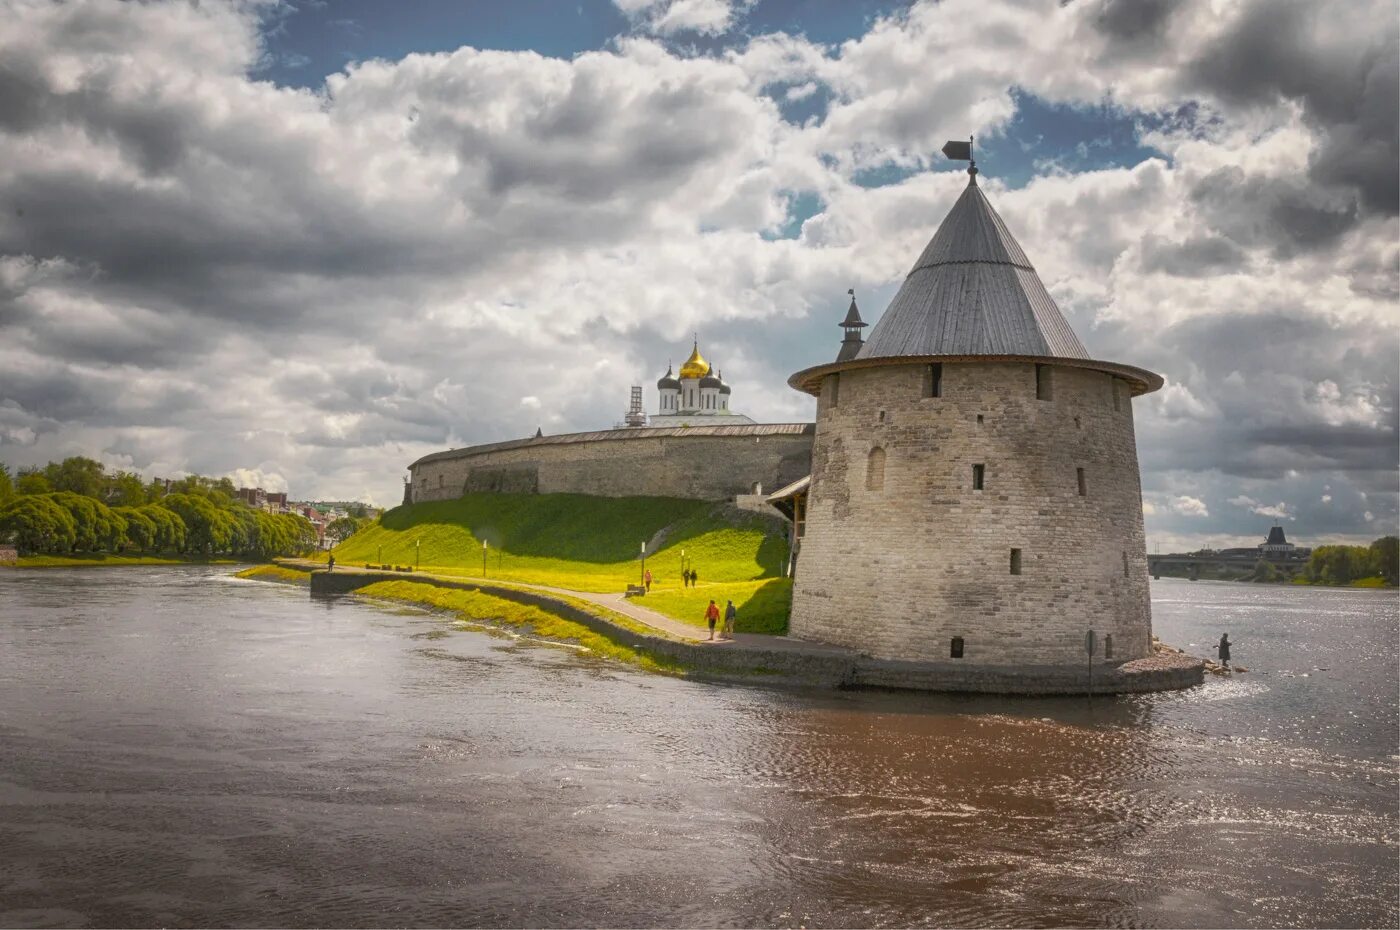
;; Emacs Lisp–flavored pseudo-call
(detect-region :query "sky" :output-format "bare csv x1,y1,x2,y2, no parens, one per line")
0,0,1395,551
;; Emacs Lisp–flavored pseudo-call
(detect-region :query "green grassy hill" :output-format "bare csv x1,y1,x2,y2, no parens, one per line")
330,493,794,634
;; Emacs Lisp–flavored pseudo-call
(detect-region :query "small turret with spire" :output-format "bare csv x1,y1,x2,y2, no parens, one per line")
836,288,867,362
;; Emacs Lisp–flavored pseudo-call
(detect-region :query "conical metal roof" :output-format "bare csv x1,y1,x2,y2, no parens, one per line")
787,170,1163,398
857,176,1088,360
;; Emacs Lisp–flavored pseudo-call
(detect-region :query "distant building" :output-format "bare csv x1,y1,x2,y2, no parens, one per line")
1261,523,1296,554
649,339,755,426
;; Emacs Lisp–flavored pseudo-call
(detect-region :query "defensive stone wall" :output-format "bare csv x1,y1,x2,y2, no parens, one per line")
409,424,814,503
791,360,1152,667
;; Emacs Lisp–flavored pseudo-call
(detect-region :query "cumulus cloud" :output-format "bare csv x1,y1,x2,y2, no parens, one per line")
1228,495,1296,520
0,0,1393,552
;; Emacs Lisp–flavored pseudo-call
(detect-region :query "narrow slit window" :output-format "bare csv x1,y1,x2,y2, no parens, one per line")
924,363,943,398
827,374,840,409
1010,548,1022,575
1074,416,1081,429
878,410,886,423
972,464,985,491
1077,467,1086,497
1122,550,1130,577
866,446,886,491
976,414,984,425
1036,364,1053,400
1104,634,1114,659
1112,378,1122,412
950,636,964,659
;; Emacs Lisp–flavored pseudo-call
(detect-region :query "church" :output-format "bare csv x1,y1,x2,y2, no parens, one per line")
642,340,754,426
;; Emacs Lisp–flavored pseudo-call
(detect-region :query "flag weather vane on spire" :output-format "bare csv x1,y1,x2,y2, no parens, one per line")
941,136,977,180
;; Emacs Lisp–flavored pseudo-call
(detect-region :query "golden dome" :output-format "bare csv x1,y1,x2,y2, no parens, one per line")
678,342,710,380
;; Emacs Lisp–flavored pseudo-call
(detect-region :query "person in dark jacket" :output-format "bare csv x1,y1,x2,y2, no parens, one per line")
327,554,335,573
1218,633,1231,670
722,600,737,640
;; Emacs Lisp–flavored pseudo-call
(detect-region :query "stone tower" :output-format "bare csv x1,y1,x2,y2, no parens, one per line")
786,167,1164,668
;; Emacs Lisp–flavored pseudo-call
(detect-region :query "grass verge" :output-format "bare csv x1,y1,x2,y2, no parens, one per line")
234,564,313,585
356,580,686,675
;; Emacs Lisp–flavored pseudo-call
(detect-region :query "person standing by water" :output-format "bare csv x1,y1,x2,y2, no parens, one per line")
722,600,736,640
705,600,720,641
327,554,335,573
1218,633,1231,670
644,568,652,593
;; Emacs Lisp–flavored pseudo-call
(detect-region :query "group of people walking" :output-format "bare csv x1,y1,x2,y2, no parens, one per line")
705,599,736,641
681,568,699,587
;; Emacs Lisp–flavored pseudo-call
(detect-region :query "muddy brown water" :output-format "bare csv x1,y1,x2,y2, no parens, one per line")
0,567,1395,928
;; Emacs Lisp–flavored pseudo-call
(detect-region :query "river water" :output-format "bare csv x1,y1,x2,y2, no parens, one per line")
0,568,1395,928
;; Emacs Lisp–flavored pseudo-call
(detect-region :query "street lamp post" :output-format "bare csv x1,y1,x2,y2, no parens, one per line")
482,540,488,578
640,541,647,588
416,538,420,568
377,544,383,566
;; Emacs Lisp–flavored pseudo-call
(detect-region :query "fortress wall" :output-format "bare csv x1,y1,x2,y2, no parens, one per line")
410,429,813,503
790,361,1152,666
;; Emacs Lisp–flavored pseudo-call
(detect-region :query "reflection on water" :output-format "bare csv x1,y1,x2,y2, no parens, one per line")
0,569,1395,928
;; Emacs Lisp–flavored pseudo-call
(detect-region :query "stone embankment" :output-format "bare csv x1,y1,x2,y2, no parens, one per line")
296,563,1204,695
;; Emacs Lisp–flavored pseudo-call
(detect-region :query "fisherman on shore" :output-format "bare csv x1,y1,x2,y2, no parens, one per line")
327,554,335,573
1218,633,1231,670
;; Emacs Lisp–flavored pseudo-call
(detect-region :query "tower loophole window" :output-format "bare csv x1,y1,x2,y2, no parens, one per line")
1036,364,1053,400
826,374,840,409
1112,378,1122,411
924,363,943,398
950,636,965,659
1104,634,1114,659
866,446,886,491
972,463,985,491
1077,467,1086,497
1122,550,1130,577
1010,548,1022,575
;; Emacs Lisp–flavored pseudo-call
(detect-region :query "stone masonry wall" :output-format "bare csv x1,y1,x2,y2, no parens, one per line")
790,361,1152,666
410,430,813,503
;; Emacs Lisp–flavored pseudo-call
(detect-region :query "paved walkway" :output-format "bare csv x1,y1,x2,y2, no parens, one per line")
283,560,851,655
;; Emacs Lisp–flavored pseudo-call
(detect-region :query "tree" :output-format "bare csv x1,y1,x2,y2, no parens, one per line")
161,493,226,553
0,496,77,553
0,463,12,505
104,471,148,507
16,468,51,495
325,516,368,546
114,506,157,551
45,492,125,552
44,456,105,499
1369,536,1398,585
140,504,186,552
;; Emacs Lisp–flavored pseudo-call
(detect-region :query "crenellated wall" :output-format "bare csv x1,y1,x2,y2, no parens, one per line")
408,424,815,504
790,360,1152,666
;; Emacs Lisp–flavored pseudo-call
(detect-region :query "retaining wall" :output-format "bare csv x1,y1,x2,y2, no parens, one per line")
307,569,1202,694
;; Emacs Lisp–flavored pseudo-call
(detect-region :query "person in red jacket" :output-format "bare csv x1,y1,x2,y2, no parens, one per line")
705,599,720,640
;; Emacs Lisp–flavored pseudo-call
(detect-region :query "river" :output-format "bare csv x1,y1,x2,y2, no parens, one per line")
0,568,1395,928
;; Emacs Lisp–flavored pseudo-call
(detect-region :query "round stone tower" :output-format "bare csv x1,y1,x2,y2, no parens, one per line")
786,168,1164,669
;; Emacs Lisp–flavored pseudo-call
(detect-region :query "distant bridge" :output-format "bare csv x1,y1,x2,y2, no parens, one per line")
1146,553,1292,580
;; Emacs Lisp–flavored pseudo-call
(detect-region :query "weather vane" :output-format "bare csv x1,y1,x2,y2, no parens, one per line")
941,135,977,179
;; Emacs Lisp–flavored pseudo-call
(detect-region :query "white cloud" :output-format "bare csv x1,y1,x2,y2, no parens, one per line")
614,0,748,36
1228,495,1295,520
1171,495,1210,517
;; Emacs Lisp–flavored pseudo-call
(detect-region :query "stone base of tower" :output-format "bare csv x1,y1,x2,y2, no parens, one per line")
844,650,1203,695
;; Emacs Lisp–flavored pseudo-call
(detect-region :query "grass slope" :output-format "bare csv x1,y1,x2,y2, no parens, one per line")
357,580,686,674
331,493,793,632
235,564,313,585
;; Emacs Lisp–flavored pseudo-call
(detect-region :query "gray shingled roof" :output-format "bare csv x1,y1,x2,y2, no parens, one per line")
857,176,1089,361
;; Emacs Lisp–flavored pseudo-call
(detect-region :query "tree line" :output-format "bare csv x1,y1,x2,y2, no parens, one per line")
0,457,317,559
1300,537,1398,586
